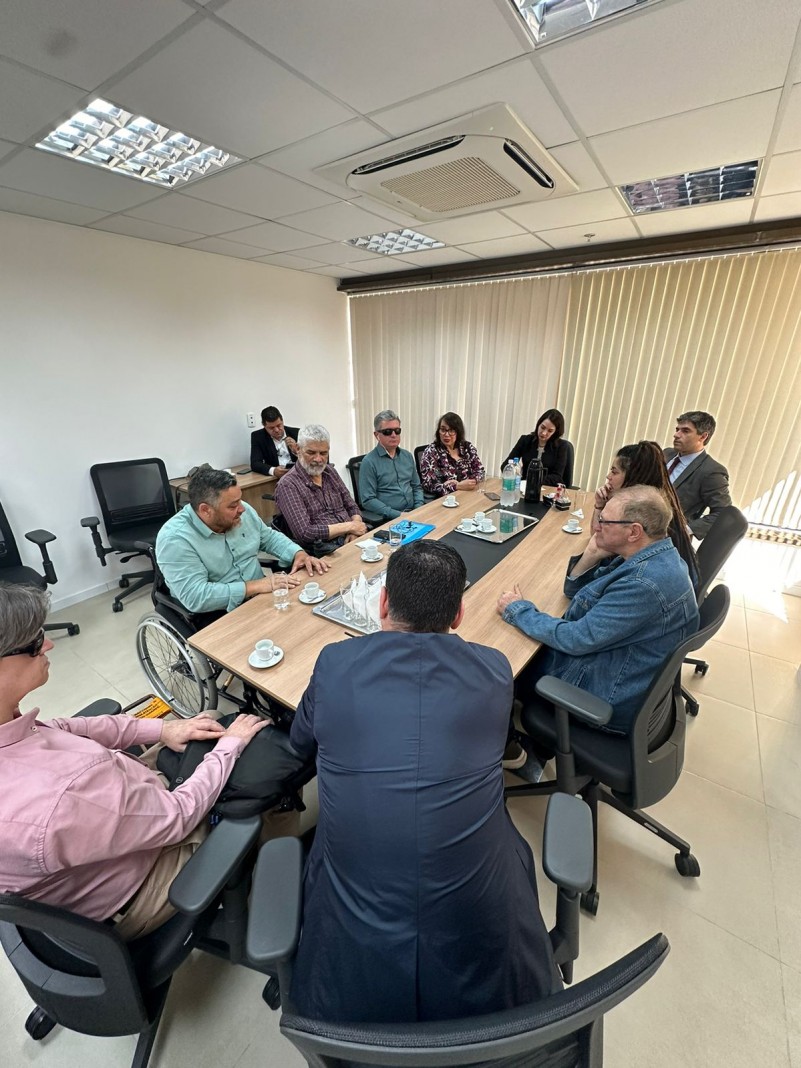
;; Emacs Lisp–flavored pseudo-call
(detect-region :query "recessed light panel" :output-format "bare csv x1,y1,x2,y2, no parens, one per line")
510,0,663,45
36,98,242,187
346,228,445,256
620,160,760,214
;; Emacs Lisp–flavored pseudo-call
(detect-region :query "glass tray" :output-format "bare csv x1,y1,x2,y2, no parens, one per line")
311,572,384,635
454,506,539,544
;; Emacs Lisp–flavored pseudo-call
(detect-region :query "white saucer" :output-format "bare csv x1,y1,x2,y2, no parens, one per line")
248,647,284,669
562,524,583,534
299,590,326,604
457,523,476,533
442,499,458,508
477,525,496,535
361,551,384,563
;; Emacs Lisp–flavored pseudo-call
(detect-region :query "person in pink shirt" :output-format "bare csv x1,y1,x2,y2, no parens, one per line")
0,583,269,940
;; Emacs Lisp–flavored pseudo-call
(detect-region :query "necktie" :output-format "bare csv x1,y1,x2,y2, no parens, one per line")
667,455,681,477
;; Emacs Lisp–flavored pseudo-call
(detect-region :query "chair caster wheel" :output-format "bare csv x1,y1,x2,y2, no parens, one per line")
119,577,130,589
675,852,701,877
580,890,599,916
25,1007,56,1040
112,602,124,613
67,624,80,636
685,698,699,717
262,977,281,1011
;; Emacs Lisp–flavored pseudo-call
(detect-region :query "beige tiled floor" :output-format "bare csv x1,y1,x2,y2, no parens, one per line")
2,540,800,1067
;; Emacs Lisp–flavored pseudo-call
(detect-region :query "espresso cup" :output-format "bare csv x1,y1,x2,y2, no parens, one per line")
444,494,456,506
480,521,495,532
474,511,486,523
566,518,580,531
458,518,474,530
255,639,275,662
303,582,320,599
362,548,380,561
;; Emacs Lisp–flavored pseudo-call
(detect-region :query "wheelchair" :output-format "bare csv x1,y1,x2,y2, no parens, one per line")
135,547,277,720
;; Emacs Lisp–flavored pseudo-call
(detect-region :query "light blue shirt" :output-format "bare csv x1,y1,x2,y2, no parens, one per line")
667,450,700,483
155,502,300,614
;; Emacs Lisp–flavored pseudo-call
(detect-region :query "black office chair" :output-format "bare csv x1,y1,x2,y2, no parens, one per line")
246,811,669,1068
683,507,748,716
506,585,731,916
0,814,262,1068
562,439,577,490
413,443,437,502
81,458,175,613
0,500,79,637
346,454,384,529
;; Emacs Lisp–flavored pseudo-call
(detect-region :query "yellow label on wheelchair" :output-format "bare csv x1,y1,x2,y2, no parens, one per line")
123,694,173,719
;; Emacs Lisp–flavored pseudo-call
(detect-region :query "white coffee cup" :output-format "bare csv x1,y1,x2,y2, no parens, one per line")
458,518,474,531
480,521,495,532
362,548,380,561
254,639,275,662
444,494,456,506
566,517,580,531
303,582,320,599
474,511,486,523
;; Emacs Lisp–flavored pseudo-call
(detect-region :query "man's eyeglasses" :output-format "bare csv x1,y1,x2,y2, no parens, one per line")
596,517,634,527
4,628,46,658
377,428,402,436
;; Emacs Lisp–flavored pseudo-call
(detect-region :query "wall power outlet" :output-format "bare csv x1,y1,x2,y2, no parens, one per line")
246,412,257,429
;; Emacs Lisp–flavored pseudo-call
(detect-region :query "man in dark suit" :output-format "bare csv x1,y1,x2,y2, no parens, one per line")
249,405,299,478
288,540,560,1024
664,410,731,539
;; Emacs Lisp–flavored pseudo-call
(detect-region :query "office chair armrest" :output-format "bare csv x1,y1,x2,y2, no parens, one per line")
73,699,124,718
80,516,100,529
132,540,154,553
169,815,262,916
543,793,593,894
535,676,613,728
246,837,304,966
25,528,56,546
24,528,58,584
261,492,277,501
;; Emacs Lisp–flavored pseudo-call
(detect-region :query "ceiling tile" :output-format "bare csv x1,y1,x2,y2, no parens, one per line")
633,199,755,237
257,119,391,199
308,264,369,278
216,0,525,113
504,188,627,232
215,219,326,251
126,193,263,235
537,218,640,250
539,0,799,136
182,235,272,258
753,191,801,223
0,59,85,143
288,241,374,265
345,197,431,230
0,187,107,225
548,142,608,193
0,148,164,211
186,163,336,219
346,256,419,274
774,83,801,154
90,215,205,244
370,56,575,148
251,251,327,271
760,150,801,198
0,0,193,91
421,212,526,244
394,247,480,267
458,233,551,258
589,92,782,186
0,139,17,163
105,19,354,158
278,201,407,242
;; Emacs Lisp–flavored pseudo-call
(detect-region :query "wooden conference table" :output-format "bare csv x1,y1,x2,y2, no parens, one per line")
188,480,592,711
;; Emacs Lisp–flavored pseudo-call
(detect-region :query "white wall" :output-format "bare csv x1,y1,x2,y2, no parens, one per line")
0,211,353,609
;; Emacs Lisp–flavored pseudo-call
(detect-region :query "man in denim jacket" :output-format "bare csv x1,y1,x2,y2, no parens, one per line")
498,486,699,735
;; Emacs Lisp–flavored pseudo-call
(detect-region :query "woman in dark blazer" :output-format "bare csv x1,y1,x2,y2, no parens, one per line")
503,408,569,485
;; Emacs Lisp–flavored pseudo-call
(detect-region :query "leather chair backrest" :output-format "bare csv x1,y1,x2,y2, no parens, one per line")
346,455,366,511
90,458,175,535
0,501,23,570
695,506,748,604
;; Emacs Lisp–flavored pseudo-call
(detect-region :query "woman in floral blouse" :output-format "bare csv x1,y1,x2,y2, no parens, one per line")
420,412,485,497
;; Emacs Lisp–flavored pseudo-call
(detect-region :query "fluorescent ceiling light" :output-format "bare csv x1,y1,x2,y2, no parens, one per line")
620,160,760,214
509,0,663,45
346,228,445,256
36,98,242,187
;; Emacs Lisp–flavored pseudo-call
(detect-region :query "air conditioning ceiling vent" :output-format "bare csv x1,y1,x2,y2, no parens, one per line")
316,105,576,222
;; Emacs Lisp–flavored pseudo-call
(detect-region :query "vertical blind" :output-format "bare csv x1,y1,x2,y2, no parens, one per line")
349,249,801,533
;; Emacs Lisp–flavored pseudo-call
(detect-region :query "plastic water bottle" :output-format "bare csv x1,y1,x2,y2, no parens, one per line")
501,460,516,507
514,458,522,502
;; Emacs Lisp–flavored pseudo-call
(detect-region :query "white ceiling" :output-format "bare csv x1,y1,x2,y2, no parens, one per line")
1,0,800,281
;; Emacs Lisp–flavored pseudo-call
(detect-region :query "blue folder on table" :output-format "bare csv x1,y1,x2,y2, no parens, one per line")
389,520,435,544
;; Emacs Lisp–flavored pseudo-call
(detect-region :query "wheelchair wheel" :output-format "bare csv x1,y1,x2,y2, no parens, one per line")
136,614,217,718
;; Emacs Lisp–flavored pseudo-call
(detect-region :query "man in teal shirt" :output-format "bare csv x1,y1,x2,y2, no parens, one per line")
359,409,424,521
157,467,328,615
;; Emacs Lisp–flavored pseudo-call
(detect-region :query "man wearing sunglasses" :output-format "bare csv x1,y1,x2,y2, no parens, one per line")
497,486,699,739
0,584,269,939
359,409,423,521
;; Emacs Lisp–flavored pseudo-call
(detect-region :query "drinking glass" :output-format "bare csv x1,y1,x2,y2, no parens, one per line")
388,527,403,553
339,578,354,620
272,572,289,611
